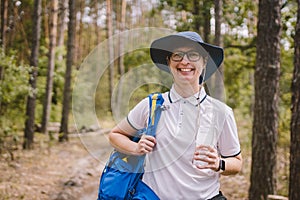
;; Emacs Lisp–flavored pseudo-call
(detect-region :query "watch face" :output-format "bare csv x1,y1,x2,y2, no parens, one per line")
221,160,225,171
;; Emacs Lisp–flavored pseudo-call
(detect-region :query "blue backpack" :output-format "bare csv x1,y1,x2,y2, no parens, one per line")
98,93,164,200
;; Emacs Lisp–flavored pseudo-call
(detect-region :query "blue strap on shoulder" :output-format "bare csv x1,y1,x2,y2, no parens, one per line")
146,93,164,137
127,93,164,199
132,93,164,141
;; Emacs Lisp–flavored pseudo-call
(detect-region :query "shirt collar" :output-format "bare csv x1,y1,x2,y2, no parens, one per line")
168,84,207,106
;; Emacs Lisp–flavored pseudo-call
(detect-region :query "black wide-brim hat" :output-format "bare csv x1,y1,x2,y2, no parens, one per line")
150,31,224,82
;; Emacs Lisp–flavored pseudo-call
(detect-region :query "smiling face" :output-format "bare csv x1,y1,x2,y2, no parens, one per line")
168,46,207,90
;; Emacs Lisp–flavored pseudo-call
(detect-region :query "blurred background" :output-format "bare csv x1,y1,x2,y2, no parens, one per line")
0,0,299,199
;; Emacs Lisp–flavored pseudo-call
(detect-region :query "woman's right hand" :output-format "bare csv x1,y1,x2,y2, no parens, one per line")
135,135,156,155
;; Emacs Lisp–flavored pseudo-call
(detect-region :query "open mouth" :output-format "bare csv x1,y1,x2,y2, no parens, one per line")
177,68,194,72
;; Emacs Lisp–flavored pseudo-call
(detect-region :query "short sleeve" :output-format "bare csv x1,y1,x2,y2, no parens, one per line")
127,97,150,130
218,109,241,157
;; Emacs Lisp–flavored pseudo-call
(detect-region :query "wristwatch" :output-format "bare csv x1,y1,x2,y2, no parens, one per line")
220,159,225,171
217,159,225,172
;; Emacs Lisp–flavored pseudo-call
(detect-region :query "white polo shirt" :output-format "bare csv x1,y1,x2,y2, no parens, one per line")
127,85,241,200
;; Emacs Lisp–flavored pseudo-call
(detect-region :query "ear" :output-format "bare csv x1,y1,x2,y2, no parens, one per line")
203,56,209,65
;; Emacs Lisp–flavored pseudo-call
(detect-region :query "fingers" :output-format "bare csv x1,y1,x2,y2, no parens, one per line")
194,145,220,171
136,135,156,155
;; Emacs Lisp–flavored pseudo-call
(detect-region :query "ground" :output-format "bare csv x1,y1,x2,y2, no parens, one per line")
0,129,287,200
0,133,109,200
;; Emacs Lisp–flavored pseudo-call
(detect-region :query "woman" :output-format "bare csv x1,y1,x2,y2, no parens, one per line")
108,31,242,200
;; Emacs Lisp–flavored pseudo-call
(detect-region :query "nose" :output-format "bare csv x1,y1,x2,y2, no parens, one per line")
181,54,190,63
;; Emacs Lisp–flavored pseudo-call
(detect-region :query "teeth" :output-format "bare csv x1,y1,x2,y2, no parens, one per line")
179,68,192,72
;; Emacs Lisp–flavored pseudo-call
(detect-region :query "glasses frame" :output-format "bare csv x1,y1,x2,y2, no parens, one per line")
170,50,202,62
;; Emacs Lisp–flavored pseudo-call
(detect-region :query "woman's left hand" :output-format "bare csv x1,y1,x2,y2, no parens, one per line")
193,145,220,171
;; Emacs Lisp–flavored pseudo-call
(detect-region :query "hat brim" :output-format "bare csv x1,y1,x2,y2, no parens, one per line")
150,35,224,82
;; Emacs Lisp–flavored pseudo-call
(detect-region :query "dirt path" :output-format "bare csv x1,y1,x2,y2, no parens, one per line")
0,130,251,200
0,131,112,200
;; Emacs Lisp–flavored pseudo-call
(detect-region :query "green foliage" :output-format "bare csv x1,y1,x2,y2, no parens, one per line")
224,46,255,114
128,84,169,110
224,0,257,29
0,49,30,126
124,49,151,71
95,69,112,122
95,48,171,124
0,49,29,154
278,47,294,147
33,45,67,124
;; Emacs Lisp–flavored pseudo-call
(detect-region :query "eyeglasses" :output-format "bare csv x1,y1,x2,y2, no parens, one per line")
170,51,201,62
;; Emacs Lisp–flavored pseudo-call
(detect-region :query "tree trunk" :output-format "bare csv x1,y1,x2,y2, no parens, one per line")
202,1,211,44
213,0,224,101
76,0,84,65
0,0,8,51
118,0,126,76
57,0,68,48
107,0,114,111
41,0,58,134
289,0,300,199
200,1,212,90
249,0,281,199
23,0,42,149
115,0,127,118
0,0,8,109
42,0,49,43
192,0,200,33
59,0,75,142
94,0,101,45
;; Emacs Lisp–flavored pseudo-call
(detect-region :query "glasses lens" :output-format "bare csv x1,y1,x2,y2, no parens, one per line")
171,52,184,61
171,51,201,62
187,51,200,61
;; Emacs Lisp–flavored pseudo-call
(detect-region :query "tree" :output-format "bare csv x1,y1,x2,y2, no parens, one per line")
117,0,126,77
41,0,58,134
289,0,300,199
57,0,68,48
107,0,114,111
213,0,224,100
93,0,102,45
0,0,8,51
202,1,212,43
0,0,8,94
59,0,76,142
249,0,281,199
23,0,42,149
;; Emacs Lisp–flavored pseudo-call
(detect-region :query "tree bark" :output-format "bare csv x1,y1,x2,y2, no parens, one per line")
57,0,68,48
192,0,200,33
213,0,224,101
289,0,300,199
42,0,49,43
75,0,84,65
23,0,42,149
0,0,8,105
59,0,75,142
41,0,58,134
93,0,101,45
107,0,114,111
0,0,8,51
249,0,281,199
202,1,211,43
118,0,126,76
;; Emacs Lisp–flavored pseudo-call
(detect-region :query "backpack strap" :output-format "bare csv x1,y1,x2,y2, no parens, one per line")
127,93,164,198
146,93,164,137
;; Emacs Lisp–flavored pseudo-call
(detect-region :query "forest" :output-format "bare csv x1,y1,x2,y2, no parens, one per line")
0,0,299,199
